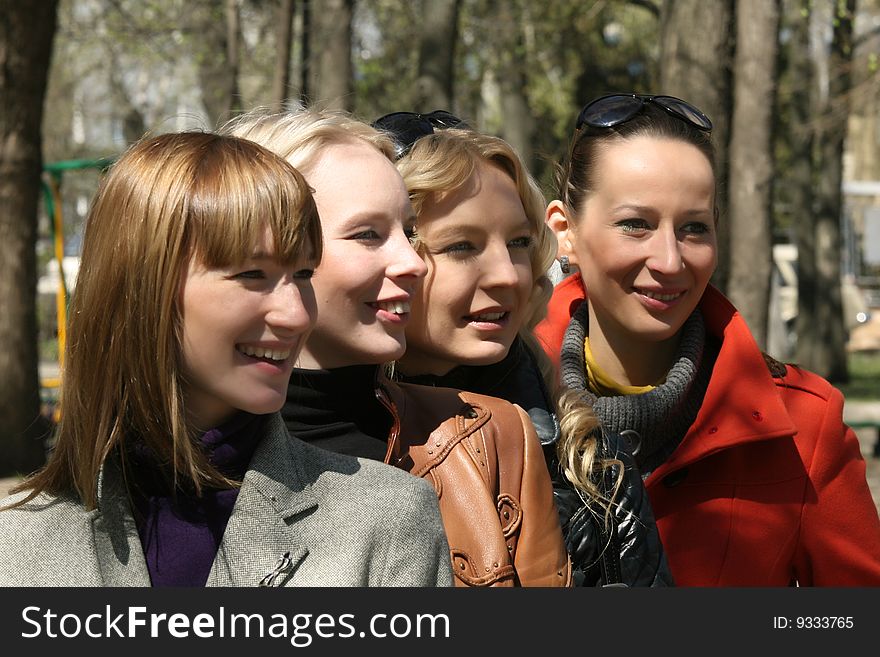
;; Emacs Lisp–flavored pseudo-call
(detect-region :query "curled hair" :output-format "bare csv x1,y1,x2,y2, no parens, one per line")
219,105,396,174
552,100,715,508
12,132,321,509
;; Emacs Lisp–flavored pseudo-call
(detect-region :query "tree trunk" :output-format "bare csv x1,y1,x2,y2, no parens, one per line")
493,0,534,167
194,0,241,126
0,0,58,475
272,0,296,109
807,0,854,382
308,0,353,111
790,0,818,366
415,0,461,111
726,0,780,349
659,0,734,292
299,0,311,104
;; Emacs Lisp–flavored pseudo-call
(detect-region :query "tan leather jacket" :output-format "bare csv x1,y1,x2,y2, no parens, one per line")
377,377,572,587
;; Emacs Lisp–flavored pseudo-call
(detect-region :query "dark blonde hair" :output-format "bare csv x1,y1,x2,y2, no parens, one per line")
12,131,321,509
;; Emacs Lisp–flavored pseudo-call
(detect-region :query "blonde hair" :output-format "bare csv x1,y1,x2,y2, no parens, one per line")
219,106,396,173
398,129,613,514
11,132,321,510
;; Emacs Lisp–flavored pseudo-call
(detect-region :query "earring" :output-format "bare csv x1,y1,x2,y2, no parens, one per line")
559,255,571,274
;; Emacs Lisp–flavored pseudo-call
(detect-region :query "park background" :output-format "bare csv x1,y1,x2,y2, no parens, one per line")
1,0,879,509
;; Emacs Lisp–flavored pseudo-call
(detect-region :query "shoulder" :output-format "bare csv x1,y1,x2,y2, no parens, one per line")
293,437,440,512
0,491,92,585
770,359,841,405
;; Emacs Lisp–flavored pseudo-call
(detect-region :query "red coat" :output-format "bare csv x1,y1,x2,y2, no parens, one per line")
536,274,880,586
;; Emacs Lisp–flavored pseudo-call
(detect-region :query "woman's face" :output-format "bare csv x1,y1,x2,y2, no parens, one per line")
400,161,534,376
554,136,717,347
297,141,427,369
180,229,317,429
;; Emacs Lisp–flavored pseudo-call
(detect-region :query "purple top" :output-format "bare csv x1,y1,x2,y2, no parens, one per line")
130,412,264,586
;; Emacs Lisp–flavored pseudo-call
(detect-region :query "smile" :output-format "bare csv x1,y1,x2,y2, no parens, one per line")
236,345,291,361
467,311,507,322
371,300,411,315
635,289,684,302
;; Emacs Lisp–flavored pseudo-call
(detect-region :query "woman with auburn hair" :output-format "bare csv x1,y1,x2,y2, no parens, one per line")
0,131,452,587
537,93,880,585
223,108,570,587
375,113,671,586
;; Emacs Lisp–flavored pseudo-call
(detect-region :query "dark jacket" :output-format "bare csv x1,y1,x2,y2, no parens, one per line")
548,431,672,587
400,337,672,586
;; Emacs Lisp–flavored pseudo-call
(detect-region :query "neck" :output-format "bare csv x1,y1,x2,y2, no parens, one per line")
587,301,681,386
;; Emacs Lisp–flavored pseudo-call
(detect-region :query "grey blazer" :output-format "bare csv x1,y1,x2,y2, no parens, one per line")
0,413,453,587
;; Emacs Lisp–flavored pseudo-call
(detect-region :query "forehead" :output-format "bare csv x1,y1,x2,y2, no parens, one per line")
592,136,715,199
305,141,411,221
420,161,529,231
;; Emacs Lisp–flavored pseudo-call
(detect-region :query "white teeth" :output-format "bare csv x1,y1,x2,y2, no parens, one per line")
376,300,410,314
239,345,291,361
472,312,505,321
641,290,682,302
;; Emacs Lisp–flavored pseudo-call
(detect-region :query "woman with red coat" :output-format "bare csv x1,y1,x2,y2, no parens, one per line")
537,92,880,586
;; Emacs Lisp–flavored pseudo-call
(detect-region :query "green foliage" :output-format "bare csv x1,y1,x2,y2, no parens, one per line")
835,352,880,400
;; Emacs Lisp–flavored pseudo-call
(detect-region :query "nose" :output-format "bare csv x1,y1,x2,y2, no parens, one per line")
482,243,522,289
647,227,684,275
265,278,317,336
386,230,428,281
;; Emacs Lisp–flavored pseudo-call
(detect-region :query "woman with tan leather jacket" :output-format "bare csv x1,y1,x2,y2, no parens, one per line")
222,107,570,587
375,113,672,587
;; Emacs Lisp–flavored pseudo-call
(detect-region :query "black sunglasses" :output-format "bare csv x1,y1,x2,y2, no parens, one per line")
576,93,713,132
372,110,466,158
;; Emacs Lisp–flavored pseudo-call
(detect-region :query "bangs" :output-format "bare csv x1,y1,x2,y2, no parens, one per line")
186,141,322,268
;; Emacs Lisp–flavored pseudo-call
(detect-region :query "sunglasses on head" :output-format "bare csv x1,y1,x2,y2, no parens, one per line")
575,93,713,133
372,110,466,158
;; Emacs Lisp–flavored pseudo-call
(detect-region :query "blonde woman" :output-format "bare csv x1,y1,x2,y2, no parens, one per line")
374,113,671,586
223,108,570,587
0,132,452,587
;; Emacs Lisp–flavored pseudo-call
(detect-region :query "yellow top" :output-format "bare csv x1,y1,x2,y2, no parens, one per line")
584,337,657,396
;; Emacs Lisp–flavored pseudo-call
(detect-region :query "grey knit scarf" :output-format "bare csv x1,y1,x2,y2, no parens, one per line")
560,300,717,475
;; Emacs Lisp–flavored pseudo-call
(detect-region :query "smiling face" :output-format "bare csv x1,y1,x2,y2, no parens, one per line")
180,229,318,429
553,136,716,362
296,141,428,369
399,162,534,376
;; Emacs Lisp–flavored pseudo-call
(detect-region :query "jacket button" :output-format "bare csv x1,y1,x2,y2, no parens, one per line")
752,410,763,422
662,468,689,488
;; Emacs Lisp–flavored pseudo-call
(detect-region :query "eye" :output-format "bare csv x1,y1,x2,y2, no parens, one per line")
293,268,315,280
233,269,265,280
405,224,419,245
615,219,651,234
351,229,380,241
508,235,532,249
681,221,711,236
440,241,475,255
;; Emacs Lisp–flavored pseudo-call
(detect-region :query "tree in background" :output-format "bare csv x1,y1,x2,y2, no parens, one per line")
805,0,855,381
415,0,461,110
0,0,59,475
308,0,354,110
727,0,781,348
659,0,734,291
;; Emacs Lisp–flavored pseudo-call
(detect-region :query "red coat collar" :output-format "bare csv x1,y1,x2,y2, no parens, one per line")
535,275,798,480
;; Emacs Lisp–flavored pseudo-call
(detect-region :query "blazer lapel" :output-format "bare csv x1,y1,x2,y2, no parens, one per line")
206,414,317,587
91,460,152,586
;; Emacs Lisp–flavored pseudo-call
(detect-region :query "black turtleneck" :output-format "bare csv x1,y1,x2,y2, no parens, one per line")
282,364,393,461
398,337,560,446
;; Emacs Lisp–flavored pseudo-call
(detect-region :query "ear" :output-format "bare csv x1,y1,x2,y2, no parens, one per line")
546,199,578,267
